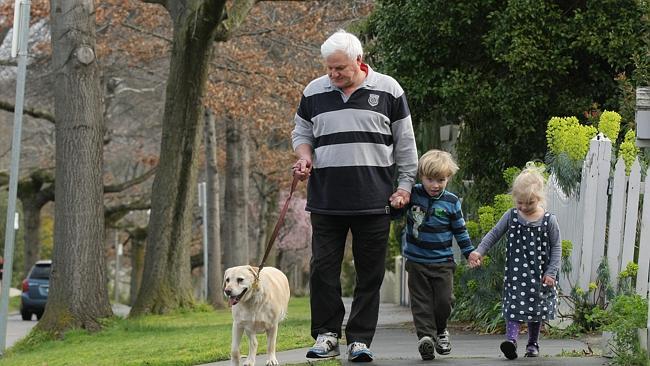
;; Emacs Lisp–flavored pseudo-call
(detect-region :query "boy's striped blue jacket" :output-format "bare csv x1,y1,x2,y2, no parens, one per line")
401,185,474,264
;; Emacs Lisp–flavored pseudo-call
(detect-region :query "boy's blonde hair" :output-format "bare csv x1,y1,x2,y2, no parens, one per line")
512,162,547,206
418,149,459,178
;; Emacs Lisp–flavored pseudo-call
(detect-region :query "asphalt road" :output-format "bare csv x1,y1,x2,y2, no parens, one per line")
202,300,607,366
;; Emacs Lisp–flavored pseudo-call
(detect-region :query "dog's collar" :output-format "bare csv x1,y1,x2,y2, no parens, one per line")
250,266,261,290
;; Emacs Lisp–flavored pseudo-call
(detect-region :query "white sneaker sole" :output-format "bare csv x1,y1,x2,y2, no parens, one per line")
306,347,340,358
418,338,435,360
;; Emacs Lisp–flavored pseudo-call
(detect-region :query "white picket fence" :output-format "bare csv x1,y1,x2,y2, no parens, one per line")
548,134,649,294
547,134,650,350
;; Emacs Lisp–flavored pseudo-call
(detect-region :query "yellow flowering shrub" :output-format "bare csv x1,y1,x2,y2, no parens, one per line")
597,110,621,141
546,116,597,161
494,194,513,217
561,240,573,259
619,130,640,174
478,206,496,234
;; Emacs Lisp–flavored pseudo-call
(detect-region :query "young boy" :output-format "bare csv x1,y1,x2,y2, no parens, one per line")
390,149,474,360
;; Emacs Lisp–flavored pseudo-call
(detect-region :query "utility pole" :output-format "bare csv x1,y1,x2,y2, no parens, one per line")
0,0,31,355
115,230,121,304
198,182,208,301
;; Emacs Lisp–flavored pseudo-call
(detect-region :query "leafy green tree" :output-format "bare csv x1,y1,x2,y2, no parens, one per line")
362,0,649,204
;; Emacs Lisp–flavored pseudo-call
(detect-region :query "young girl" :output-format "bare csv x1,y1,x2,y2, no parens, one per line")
468,163,561,359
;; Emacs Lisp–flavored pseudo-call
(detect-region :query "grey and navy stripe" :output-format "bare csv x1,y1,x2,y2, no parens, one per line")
402,187,474,264
292,65,417,215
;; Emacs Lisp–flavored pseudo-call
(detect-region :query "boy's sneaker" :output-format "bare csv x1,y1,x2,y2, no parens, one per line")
348,342,373,362
500,340,518,360
306,332,340,358
417,336,435,360
525,342,539,357
435,329,451,355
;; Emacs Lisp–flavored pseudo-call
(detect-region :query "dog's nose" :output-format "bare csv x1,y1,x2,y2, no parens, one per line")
224,288,232,296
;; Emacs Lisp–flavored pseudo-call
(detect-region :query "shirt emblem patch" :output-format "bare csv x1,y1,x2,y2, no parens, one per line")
368,94,379,107
434,208,448,218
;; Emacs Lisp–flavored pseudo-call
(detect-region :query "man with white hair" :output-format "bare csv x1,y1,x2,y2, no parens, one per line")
292,29,418,362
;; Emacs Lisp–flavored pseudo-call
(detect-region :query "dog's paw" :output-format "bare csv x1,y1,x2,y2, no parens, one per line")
265,358,279,366
243,360,255,366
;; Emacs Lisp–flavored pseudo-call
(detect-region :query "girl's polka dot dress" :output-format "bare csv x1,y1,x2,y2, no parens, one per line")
502,208,557,322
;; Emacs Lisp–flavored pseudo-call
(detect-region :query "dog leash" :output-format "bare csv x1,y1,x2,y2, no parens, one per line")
254,174,300,282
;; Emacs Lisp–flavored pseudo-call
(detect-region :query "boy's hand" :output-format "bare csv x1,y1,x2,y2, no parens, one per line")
468,251,482,268
542,275,556,287
389,189,410,209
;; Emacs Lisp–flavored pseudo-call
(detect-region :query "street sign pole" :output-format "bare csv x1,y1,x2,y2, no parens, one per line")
198,182,208,301
0,0,31,355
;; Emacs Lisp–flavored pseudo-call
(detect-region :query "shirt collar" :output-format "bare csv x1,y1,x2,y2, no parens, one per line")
325,63,378,90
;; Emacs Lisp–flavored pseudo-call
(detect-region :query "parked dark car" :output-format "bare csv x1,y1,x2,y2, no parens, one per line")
20,260,51,321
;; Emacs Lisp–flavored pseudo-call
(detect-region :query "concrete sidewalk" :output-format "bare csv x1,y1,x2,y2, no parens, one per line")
200,299,607,366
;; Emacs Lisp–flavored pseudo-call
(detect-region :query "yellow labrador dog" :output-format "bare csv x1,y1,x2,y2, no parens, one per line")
224,265,290,366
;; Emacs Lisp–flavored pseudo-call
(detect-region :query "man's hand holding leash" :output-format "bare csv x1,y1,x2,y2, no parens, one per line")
292,157,312,181
292,144,312,181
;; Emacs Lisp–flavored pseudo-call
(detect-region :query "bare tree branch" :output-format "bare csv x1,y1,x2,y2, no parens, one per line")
215,0,259,42
0,99,56,123
231,28,273,37
0,59,17,67
105,198,152,226
121,22,172,43
104,166,158,193
141,0,167,8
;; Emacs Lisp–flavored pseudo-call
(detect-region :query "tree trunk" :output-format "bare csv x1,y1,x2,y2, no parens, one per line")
130,1,227,316
256,179,278,268
17,173,54,274
204,110,224,308
38,0,112,333
223,117,250,269
256,188,269,266
128,227,147,306
21,198,40,273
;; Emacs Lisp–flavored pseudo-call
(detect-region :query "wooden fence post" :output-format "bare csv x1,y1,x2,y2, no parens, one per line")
635,167,650,297
606,158,627,291
621,159,642,273
578,134,611,290
546,177,583,290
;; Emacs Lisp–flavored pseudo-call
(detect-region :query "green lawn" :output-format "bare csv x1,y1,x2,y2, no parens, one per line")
9,296,20,313
0,297,313,366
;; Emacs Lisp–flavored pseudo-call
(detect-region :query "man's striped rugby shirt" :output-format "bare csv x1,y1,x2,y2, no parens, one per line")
291,64,418,215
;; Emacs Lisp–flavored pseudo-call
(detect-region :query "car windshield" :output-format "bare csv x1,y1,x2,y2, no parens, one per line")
30,264,51,280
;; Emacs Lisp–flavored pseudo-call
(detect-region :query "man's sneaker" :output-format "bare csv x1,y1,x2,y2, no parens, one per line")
306,332,340,358
500,340,518,360
435,329,451,355
348,342,374,362
417,336,435,360
525,342,539,357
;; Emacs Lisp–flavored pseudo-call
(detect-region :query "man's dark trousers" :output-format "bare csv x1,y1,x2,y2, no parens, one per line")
309,213,390,346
